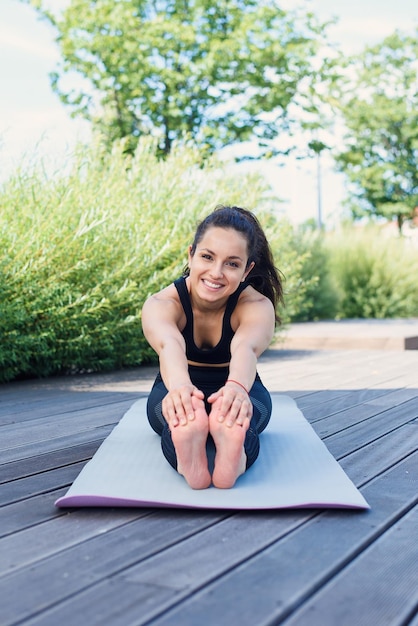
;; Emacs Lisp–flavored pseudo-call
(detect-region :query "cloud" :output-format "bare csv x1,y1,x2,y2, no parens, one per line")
1,107,90,144
0,106,90,182
334,15,415,42
0,28,59,62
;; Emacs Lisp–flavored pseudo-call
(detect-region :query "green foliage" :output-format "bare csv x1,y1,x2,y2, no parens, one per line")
325,227,418,319
0,138,293,382
4,137,417,382
335,29,418,230
262,218,314,325
289,228,339,322
29,0,331,157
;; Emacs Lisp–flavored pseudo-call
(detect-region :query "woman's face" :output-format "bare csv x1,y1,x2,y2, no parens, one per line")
187,226,254,304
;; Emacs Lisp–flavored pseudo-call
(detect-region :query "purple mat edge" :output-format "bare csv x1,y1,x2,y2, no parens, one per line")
55,494,368,511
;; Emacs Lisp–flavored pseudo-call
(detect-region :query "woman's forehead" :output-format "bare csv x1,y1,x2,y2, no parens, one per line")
198,226,248,248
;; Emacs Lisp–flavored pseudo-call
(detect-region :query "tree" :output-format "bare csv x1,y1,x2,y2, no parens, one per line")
335,29,418,232
29,0,332,157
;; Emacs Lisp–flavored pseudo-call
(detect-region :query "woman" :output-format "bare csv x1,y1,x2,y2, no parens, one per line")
142,205,283,489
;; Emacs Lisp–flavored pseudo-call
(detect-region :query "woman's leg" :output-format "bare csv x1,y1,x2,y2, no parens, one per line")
170,395,211,489
147,374,211,489
147,371,271,488
209,377,272,487
209,400,248,489
146,374,168,435
243,379,272,468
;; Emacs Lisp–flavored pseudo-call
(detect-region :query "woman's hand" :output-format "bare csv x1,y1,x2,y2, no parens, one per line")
162,384,205,428
208,381,252,428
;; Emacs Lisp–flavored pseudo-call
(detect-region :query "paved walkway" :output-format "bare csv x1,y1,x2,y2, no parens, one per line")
276,318,418,351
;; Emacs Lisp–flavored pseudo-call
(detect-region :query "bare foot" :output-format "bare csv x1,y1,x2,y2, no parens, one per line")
209,409,248,489
170,396,211,490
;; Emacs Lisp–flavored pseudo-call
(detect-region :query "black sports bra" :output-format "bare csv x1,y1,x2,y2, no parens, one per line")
174,276,248,364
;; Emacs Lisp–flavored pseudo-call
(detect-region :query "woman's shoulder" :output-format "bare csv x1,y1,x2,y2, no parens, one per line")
235,284,275,319
152,281,180,300
143,282,183,317
239,284,270,305
141,281,187,346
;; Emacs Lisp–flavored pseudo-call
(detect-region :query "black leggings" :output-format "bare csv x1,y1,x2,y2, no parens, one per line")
146,366,272,472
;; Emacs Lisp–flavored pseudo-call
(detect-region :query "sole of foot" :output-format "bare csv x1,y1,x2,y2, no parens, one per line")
209,413,247,489
171,396,211,490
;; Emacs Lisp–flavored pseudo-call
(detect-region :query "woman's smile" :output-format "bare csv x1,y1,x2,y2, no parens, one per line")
202,278,224,290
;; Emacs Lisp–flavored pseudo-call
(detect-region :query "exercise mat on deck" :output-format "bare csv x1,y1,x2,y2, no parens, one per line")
55,394,369,510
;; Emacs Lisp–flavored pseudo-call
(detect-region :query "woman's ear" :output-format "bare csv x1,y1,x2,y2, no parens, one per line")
243,261,255,281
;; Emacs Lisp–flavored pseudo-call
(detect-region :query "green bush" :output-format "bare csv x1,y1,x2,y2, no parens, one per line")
9,137,416,383
287,227,339,322
0,138,305,382
325,226,418,318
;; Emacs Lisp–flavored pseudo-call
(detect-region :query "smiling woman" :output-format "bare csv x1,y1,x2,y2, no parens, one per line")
141,205,284,490
185,228,254,308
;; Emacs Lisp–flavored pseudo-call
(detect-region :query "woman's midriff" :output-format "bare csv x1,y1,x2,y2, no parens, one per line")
187,360,230,368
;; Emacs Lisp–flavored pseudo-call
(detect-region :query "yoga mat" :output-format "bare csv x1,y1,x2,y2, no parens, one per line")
55,394,369,510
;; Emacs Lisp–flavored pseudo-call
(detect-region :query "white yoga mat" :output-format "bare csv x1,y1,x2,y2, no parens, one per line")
55,394,369,510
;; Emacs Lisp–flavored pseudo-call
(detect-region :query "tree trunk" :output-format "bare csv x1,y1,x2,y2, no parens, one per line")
397,213,404,234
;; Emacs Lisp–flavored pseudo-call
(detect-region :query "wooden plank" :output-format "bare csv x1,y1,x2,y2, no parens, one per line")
0,511,231,626
307,394,418,442
0,440,105,483
293,367,418,412
129,454,417,626
0,391,141,423
20,452,417,626
259,350,418,393
281,505,418,626
323,398,418,457
259,350,383,391
0,424,113,465
0,463,87,507
8,511,314,626
297,388,387,413
2,375,411,534
0,400,133,452
0,490,69,538
0,348,416,626
340,422,418,486
299,387,418,422
0,509,151,577
286,388,351,405
3,385,404,483
285,349,413,384
0,366,157,398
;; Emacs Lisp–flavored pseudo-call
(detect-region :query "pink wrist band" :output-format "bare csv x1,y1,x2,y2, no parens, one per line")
226,379,248,394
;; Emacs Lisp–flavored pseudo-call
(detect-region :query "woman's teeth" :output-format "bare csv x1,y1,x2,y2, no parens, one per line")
204,280,222,289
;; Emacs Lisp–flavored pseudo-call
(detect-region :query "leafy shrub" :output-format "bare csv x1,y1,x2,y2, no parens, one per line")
287,227,339,322
326,226,418,318
0,138,304,381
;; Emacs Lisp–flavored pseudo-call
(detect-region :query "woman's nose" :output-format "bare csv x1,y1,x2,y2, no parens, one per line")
210,262,224,278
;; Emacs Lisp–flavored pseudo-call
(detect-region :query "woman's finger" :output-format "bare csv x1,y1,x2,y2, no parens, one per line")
163,385,205,427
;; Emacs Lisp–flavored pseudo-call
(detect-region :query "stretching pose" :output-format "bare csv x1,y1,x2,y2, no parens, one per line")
142,205,283,489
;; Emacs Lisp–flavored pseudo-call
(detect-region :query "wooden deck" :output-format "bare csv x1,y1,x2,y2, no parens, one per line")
1,347,418,625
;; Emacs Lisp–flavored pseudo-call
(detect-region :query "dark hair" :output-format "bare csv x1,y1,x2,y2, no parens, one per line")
185,205,284,323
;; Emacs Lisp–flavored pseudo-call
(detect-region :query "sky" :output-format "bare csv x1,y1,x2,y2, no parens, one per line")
0,0,417,225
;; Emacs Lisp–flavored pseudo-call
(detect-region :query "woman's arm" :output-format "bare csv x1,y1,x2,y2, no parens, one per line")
228,295,275,387
208,292,275,427
142,291,204,426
